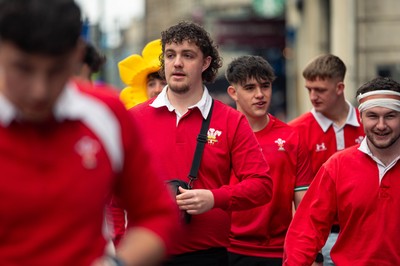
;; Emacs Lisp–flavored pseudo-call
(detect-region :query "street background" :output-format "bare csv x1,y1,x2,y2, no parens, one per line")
76,0,400,122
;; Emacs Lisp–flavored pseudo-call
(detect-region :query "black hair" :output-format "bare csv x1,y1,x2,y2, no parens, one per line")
225,55,276,86
0,0,82,55
84,43,106,73
147,72,164,81
357,76,400,96
159,21,222,83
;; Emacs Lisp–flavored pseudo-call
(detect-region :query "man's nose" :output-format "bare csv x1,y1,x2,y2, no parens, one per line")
173,55,183,67
254,87,264,98
376,117,387,130
309,90,318,100
31,74,50,101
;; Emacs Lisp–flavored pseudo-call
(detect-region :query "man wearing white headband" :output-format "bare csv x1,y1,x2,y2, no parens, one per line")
283,76,400,265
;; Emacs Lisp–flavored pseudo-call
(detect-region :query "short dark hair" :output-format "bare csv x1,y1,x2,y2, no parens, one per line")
84,43,106,73
160,21,222,83
302,54,346,81
225,55,276,87
147,72,164,82
357,76,400,96
0,0,82,55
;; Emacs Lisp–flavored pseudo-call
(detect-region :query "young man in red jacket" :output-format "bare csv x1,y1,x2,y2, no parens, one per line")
0,1,178,265
113,21,273,266
226,55,313,266
288,54,365,265
284,76,400,265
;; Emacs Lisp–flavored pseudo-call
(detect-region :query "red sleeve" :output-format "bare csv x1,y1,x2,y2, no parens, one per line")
283,162,337,265
212,115,273,211
295,132,313,189
113,101,180,253
73,81,179,253
106,196,126,247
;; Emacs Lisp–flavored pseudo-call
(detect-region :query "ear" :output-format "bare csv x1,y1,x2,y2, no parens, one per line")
202,56,212,72
227,85,238,101
336,81,345,95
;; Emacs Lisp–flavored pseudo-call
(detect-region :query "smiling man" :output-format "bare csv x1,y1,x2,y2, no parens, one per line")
284,76,400,265
288,54,365,265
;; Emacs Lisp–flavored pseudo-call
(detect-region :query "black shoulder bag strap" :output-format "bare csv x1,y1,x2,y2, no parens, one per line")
187,99,214,189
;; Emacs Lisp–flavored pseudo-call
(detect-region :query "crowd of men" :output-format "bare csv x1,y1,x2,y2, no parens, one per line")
0,0,399,266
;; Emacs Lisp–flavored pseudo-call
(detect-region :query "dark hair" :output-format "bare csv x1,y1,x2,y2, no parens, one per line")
84,43,106,73
225,55,276,86
159,21,222,83
357,76,400,96
302,54,346,81
147,72,164,82
0,0,82,55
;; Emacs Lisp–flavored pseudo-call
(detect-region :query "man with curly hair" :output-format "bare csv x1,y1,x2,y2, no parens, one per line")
114,21,273,266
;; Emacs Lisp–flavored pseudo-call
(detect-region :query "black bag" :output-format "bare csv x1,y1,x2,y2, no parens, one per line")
166,100,214,224
166,179,191,224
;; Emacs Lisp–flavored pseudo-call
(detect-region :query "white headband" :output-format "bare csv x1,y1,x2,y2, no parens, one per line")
357,90,400,112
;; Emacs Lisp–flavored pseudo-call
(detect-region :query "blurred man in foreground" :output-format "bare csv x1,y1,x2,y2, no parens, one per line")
0,0,178,265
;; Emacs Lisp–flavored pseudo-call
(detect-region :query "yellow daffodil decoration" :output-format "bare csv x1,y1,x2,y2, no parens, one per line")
118,39,162,109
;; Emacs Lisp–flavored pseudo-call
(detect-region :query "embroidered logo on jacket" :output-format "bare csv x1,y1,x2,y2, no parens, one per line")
75,136,100,169
315,143,327,152
274,138,286,151
207,128,222,145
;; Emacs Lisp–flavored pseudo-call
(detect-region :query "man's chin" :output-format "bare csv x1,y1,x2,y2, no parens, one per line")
18,111,54,123
168,84,189,94
313,105,324,113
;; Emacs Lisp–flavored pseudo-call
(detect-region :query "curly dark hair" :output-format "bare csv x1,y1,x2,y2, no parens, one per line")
159,21,222,83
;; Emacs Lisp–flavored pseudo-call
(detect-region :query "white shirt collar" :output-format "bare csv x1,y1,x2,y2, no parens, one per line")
0,81,82,127
0,93,18,127
311,101,360,132
358,138,400,183
150,85,213,120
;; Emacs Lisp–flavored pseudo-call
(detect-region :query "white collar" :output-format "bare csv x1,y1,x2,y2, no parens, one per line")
150,85,213,119
311,101,360,132
0,92,17,127
358,138,400,183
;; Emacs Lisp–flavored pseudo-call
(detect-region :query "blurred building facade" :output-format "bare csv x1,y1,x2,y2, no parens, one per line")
138,0,287,117
114,0,400,121
286,0,400,119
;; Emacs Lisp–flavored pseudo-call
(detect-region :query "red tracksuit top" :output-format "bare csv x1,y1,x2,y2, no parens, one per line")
229,114,313,258
284,144,400,265
126,94,273,255
0,80,178,265
289,108,364,176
